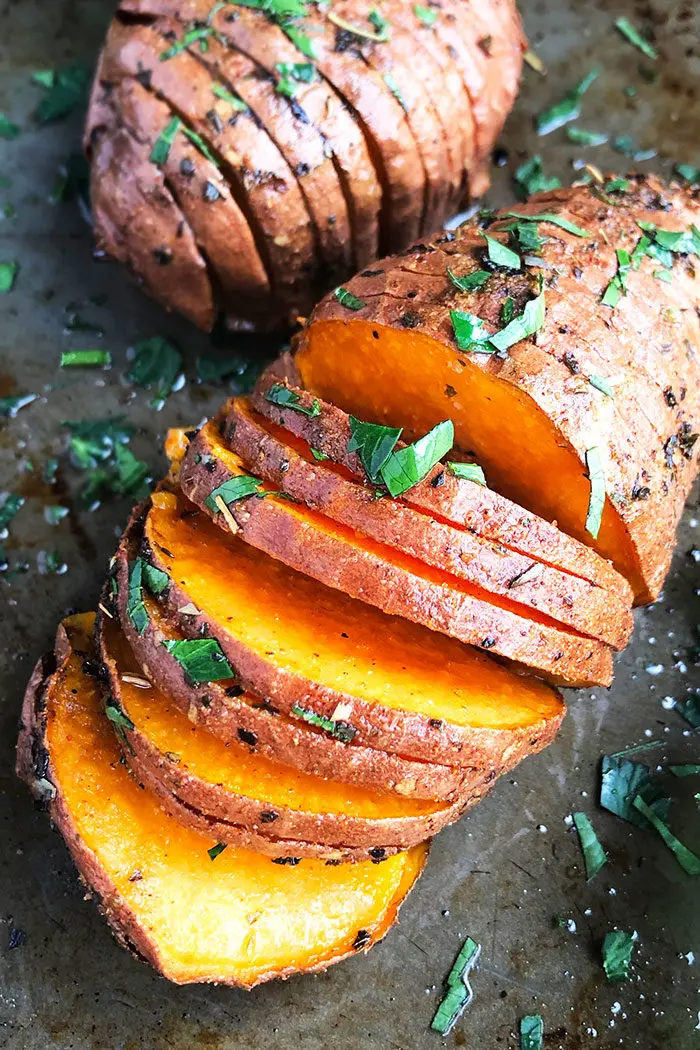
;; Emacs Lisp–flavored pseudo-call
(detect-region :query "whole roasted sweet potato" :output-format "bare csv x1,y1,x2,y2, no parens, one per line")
85,0,525,330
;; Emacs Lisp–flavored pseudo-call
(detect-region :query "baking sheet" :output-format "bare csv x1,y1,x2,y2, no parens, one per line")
1,1,699,1047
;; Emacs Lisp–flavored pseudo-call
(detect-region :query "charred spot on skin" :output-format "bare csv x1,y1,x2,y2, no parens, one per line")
325,858,342,866
225,684,244,698
353,929,371,950
632,475,651,500
82,658,108,681
260,811,279,823
180,157,195,178
361,269,384,277
399,312,421,329
253,698,279,715
431,470,446,488
445,385,457,398
135,65,152,88
369,847,387,863
152,247,173,266
272,857,300,866
372,330,380,340
203,181,221,202
428,718,443,729
480,636,496,649
478,35,492,54
237,727,257,747
664,386,678,408
562,351,580,374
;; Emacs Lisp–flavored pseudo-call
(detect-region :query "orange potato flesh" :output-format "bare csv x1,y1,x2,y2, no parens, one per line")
295,320,643,597
43,615,426,986
148,492,562,731
104,620,442,821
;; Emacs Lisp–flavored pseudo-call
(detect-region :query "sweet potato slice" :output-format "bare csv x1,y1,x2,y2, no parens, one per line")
111,521,474,800
16,614,426,986
295,177,700,603
222,400,632,648
177,440,613,685
98,614,472,856
251,365,631,604
138,491,565,769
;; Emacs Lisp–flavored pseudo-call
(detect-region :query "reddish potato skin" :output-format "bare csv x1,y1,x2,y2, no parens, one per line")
178,442,614,687
224,400,633,649
251,362,632,605
111,515,479,801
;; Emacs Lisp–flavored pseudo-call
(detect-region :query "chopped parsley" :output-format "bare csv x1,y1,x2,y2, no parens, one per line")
383,72,408,112
431,936,481,1035
208,842,227,860
447,462,486,486
348,417,402,482
501,296,515,324
127,559,149,636
514,156,562,199
674,697,700,728
212,83,248,111
60,350,111,368
572,812,608,880
566,127,608,147
588,375,615,398
0,114,19,140
450,310,494,353
483,234,521,270
584,446,605,539
0,261,19,293
615,17,658,61
127,336,182,410
535,69,599,136
674,163,700,185
520,1015,544,1050
612,136,656,162
334,286,366,310
669,765,700,777
105,701,135,732
414,4,438,26
150,116,182,165
447,268,490,292
310,447,329,461
160,25,215,61
290,702,356,743
600,754,670,826
633,795,700,874
451,283,546,356
602,930,635,981
0,494,24,532
0,393,36,418
163,638,235,683
327,9,390,42
143,562,169,595
265,384,321,417
33,64,88,124
369,7,390,37
205,475,266,512
379,420,453,497
181,126,220,167
275,61,315,98
500,212,589,238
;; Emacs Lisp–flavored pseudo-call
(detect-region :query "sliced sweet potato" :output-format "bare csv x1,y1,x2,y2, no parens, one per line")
97,613,473,856
222,400,632,649
136,490,566,769
295,177,700,603
251,365,632,604
16,614,426,986
111,519,475,800
178,440,613,685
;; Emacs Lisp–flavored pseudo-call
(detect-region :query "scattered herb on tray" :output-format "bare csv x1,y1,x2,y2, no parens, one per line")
615,17,658,61
566,127,608,147
127,336,182,410
0,261,19,293
600,754,670,826
0,114,19,140
514,156,561,199
431,936,481,1035
60,350,111,368
572,812,608,880
633,796,700,874
520,1014,544,1050
602,930,635,981
535,69,598,136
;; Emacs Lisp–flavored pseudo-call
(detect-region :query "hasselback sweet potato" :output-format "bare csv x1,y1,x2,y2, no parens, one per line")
222,398,632,649
89,0,525,328
251,363,632,604
178,429,613,686
98,611,472,856
138,489,565,766
113,521,475,800
295,176,700,602
17,614,426,985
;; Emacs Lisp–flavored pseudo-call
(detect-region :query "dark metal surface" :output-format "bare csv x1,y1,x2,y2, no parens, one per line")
1,1,699,1047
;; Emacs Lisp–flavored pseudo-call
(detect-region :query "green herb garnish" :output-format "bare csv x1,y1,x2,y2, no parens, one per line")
501,296,515,324
520,1015,544,1050
334,286,366,310
584,446,605,539
212,83,248,111
326,9,389,42
514,156,562,198
290,702,356,743
265,384,321,417
379,420,453,497
348,417,402,482
430,936,481,1035
615,17,658,60
0,393,36,418
0,114,19,140
128,336,182,410
674,697,700,728
601,248,631,308
33,64,88,124
310,447,329,461
205,475,266,513
566,127,608,147
150,116,182,165
127,559,149,636
60,350,111,368
105,702,135,732
600,754,670,826
489,283,546,354
450,310,493,352
483,234,521,270
447,268,490,292
612,136,656,162
275,61,315,97
160,26,214,61
383,72,408,112
501,212,590,238
44,505,69,526
369,7,391,37
0,261,19,293
447,462,486,486
0,494,24,532
602,930,635,981
669,765,700,777
181,126,220,167
414,4,438,26
535,69,599,136
633,795,700,874
208,842,227,860
674,163,700,185
589,375,615,398
572,812,608,880
143,562,169,595
163,638,235,683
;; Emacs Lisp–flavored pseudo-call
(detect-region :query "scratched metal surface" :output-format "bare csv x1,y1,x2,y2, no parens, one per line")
1,0,699,1047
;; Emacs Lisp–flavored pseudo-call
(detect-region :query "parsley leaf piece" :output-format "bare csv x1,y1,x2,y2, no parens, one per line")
0,261,19,293
514,156,562,199
291,702,356,743
310,447,328,461
112,444,150,496
674,697,700,728
162,638,235,683
150,116,182,165
414,4,438,26
605,178,630,193
483,234,521,270
501,296,515,324
208,842,227,860
369,7,391,38
601,248,631,309
447,267,490,292
600,754,670,826
601,278,622,308
447,462,486,486
589,375,615,398
520,1015,544,1050
212,83,248,111
380,420,453,498
566,126,608,147
0,494,24,532
669,764,700,777
44,505,69,526
284,25,318,60
450,310,494,353
0,393,37,418
613,136,656,162
181,126,220,167
674,163,700,185
334,286,366,310
383,72,408,112
584,446,605,539
0,114,20,140
105,702,135,732
205,475,265,512
572,812,608,880
615,17,658,61
266,384,321,418
430,936,481,1035
633,795,700,874
143,562,169,595
63,417,134,470
160,25,213,61
536,69,599,136
60,350,111,368
602,930,635,982
501,212,590,238
348,417,402,482
275,60,315,97
127,336,182,410
327,9,390,42
33,64,89,124
127,559,149,636
489,284,546,354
